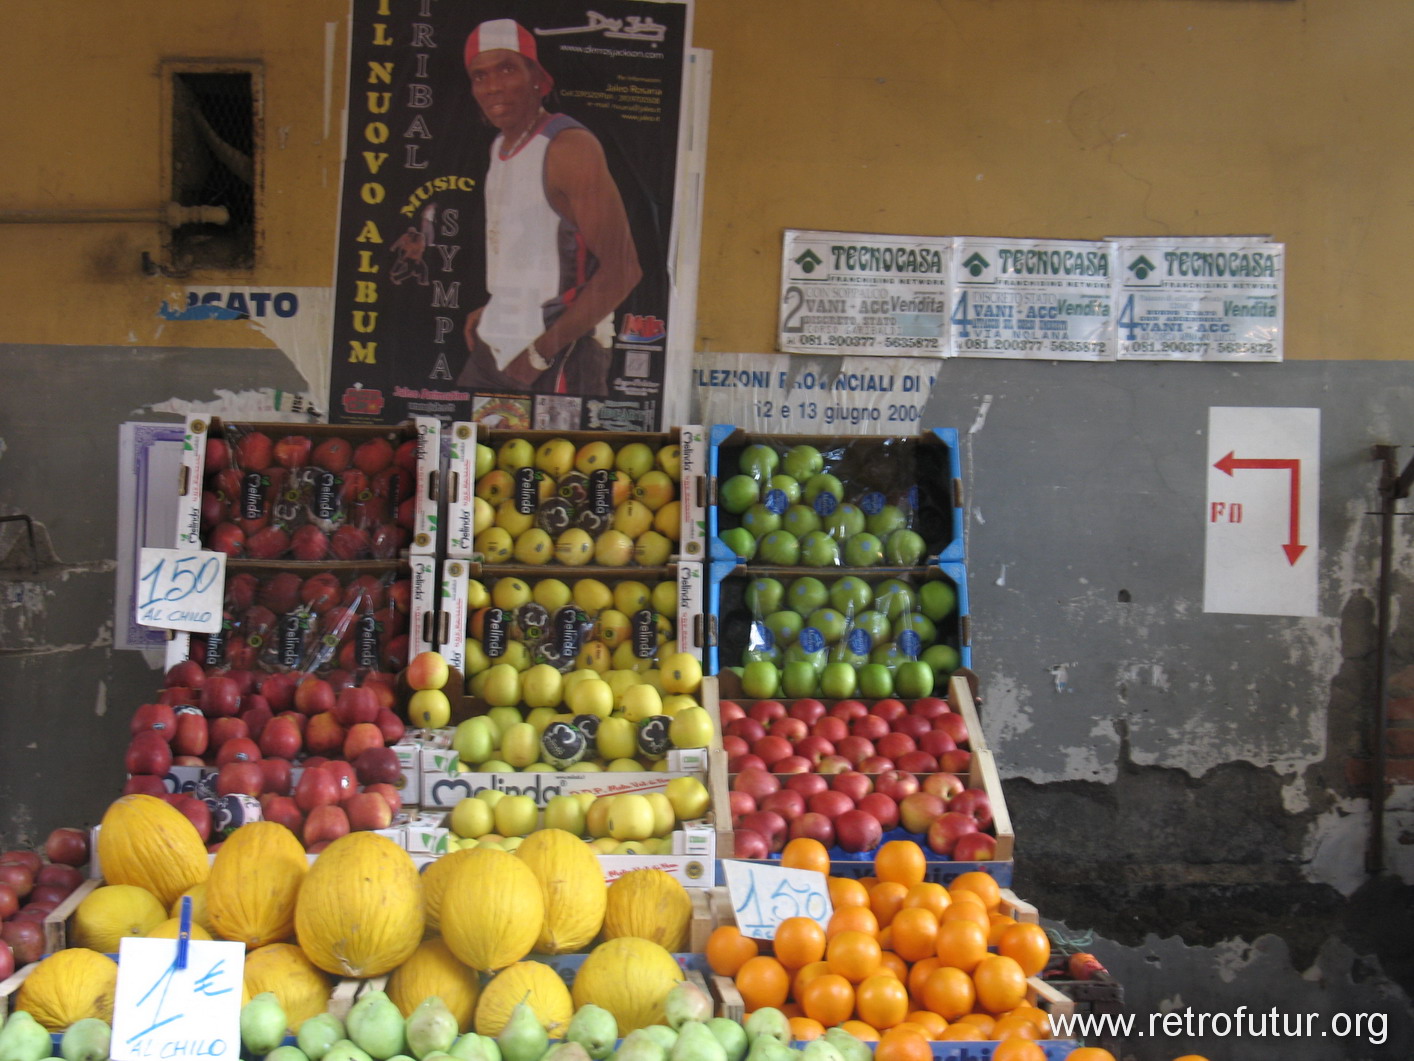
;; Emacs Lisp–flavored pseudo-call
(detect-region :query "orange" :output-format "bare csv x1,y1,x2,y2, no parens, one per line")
949,870,1002,912
987,913,1018,945
877,949,908,982
736,954,791,1011
989,1014,1042,1041
890,1021,933,1041
1064,1051,1116,1061
989,1040,1045,1061
774,916,827,970
781,837,831,874
934,918,989,972
973,954,1028,1014
1004,1004,1051,1036
889,905,940,963
1172,1056,1212,1061
997,922,1051,977
706,925,759,977
826,929,883,984
877,925,893,952
788,1016,826,1041
906,1010,948,1039
857,876,879,890
827,904,880,939
855,973,909,1030
874,840,927,889
937,1023,984,1041
781,1001,803,1019
906,956,940,1000
921,965,975,1020
939,901,990,933
799,972,854,1027
828,876,870,909
947,888,988,911
839,1019,880,1041
793,959,832,1000
901,881,950,917
873,1027,931,1061
869,880,909,928
954,1012,996,1036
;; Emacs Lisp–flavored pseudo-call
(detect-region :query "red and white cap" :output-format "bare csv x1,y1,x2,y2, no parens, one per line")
464,18,554,96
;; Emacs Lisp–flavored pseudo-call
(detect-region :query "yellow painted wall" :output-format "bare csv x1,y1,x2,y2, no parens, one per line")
1,0,1411,362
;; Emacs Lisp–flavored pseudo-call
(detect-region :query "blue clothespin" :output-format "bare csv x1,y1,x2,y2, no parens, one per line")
176,895,192,971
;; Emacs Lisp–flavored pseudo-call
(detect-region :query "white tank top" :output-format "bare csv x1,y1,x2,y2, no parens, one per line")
477,113,595,369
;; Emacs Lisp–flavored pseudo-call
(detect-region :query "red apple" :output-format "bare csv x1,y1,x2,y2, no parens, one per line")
0,884,20,920
728,753,767,773
898,791,947,834
947,788,994,829
259,757,293,797
35,862,84,893
131,702,178,741
793,735,835,765
0,851,41,875
835,735,875,767
858,756,895,774
312,437,353,473
1,920,43,965
896,750,940,775
830,699,869,722
354,437,396,476
165,660,207,690
939,749,973,774
891,714,934,742
811,715,849,743
363,782,403,817
209,716,250,749
816,755,852,775
871,698,908,723
788,698,827,726
303,804,351,846
951,833,998,862
751,735,794,768
911,696,951,720
788,812,836,848
768,716,808,742
200,675,242,718
0,863,33,900
834,809,883,854
126,731,174,777
926,811,979,855
921,772,967,801
294,677,336,717
325,760,359,801
373,708,406,746
732,767,781,801
258,716,304,760
738,811,788,853
208,522,245,557
728,790,757,825
295,764,341,812
304,712,347,757
919,729,958,758
876,732,917,762
343,722,386,763
807,789,856,819
215,737,262,768
760,789,806,822
935,713,970,745
169,794,213,842
857,792,900,831
875,769,920,803
749,699,787,725
172,710,209,758
273,434,313,469
216,760,264,797
830,771,873,804
238,698,272,741
773,756,813,775
345,791,394,831
719,699,745,724
732,829,770,860
784,772,829,799
726,716,766,743
723,735,749,760
353,746,403,787
234,430,274,470
850,714,890,742
261,796,305,836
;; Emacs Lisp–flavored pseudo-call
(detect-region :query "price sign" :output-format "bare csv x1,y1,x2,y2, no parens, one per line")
111,937,245,1061
135,548,226,634
721,859,834,940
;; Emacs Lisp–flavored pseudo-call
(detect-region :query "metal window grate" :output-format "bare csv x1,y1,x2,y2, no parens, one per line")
171,70,256,271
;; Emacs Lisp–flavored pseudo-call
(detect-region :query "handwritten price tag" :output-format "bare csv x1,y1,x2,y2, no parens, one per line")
135,548,226,634
721,859,834,940
111,937,245,1061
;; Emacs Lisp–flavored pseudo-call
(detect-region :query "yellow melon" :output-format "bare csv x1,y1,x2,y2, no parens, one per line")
206,821,308,948
242,942,335,1030
293,831,424,977
571,937,683,1033
71,883,169,952
514,828,607,954
97,794,210,907
419,846,478,935
15,948,119,1031
601,868,692,952
473,960,573,1038
147,918,213,941
387,938,482,1031
439,847,544,972
169,882,217,936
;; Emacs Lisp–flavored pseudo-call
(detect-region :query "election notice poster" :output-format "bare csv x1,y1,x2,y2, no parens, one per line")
329,0,690,431
1112,237,1284,362
779,230,952,358
949,238,1114,360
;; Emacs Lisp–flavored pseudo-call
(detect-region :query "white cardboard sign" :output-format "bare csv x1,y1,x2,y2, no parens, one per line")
721,859,834,940
135,548,227,634
111,937,245,1061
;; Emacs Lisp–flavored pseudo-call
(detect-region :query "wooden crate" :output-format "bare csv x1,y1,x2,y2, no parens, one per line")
0,962,38,1023
41,877,100,956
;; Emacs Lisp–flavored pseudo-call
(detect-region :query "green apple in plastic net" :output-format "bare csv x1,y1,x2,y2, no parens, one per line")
719,474,760,515
783,503,822,538
741,502,782,539
803,473,844,506
884,528,927,566
738,443,780,481
782,444,825,481
923,642,961,678
757,529,801,565
720,526,757,560
764,610,803,647
788,575,830,614
824,503,866,541
874,578,917,618
842,531,884,567
799,530,840,567
829,575,873,617
805,607,849,644
745,576,785,614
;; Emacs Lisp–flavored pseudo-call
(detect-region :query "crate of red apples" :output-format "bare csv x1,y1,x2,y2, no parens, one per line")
175,415,440,562
0,828,92,987
723,676,1014,885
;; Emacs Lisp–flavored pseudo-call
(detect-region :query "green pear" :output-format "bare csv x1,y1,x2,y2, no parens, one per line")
819,1031,869,1061
743,1010,790,1046
668,1022,725,1061
269,1048,313,1061
0,1011,50,1061
742,1038,791,1061
799,1043,843,1061
565,1005,618,1060
347,991,408,1060
704,1020,746,1061
662,983,713,1031
541,1045,592,1061
610,1031,664,1061
405,998,458,1060
449,1035,491,1061
241,992,290,1057
299,1013,348,1061
477,1036,503,1061
59,1018,111,1061
637,1026,677,1053
324,1041,376,1061
496,1001,548,1061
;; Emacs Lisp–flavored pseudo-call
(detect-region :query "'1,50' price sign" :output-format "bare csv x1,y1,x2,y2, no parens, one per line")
135,548,226,634
721,859,834,940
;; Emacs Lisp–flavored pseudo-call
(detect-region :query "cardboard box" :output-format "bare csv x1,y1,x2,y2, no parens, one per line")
419,753,711,810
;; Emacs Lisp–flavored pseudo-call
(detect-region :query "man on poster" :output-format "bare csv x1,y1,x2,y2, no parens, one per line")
454,18,642,398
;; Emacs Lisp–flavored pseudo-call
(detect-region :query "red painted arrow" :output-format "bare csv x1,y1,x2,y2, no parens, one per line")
1214,452,1306,564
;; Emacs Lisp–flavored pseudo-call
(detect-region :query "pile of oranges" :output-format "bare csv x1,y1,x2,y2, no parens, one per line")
706,837,1081,1061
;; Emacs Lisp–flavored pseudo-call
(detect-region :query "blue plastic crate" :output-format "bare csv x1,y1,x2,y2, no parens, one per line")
707,426,965,566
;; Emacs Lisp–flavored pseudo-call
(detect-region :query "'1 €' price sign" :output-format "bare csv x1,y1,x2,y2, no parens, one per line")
721,859,834,940
111,937,245,1061
135,547,226,634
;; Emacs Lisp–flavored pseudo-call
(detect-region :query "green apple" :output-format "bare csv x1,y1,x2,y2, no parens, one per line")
830,576,873,617
781,660,820,698
857,662,894,699
757,530,801,565
824,504,867,541
741,503,782,539
451,716,496,765
827,642,868,668
870,641,909,670
842,532,884,567
783,643,828,670
894,660,935,699
740,660,781,699
615,441,656,479
475,443,496,478
739,443,781,481
919,580,958,621
874,578,917,618
782,445,824,482
451,798,495,839
783,504,822,538
497,438,535,472
788,576,830,614
803,473,844,507
494,794,540,837
720,526,757,560
818,661,858,700
866,504,909,538
764,610,803,646
923,643,961,678
893,613,937,644
768,474,802,504
745,577,786,614
806,607,848,644
884,528,927,566
544,793,587,835
799,530,840,568
719,474,760,515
